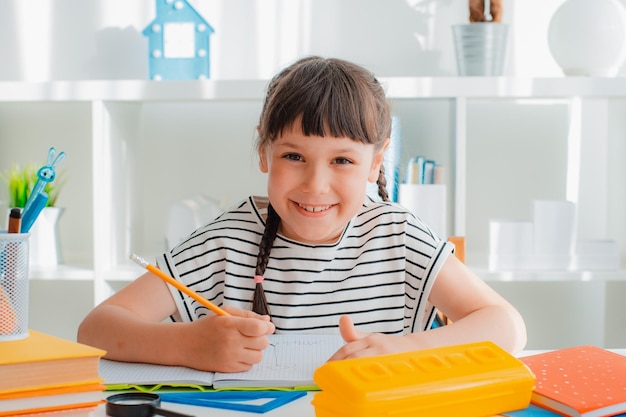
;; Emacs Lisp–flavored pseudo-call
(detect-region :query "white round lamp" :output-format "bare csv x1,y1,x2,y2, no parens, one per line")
548,0,626,76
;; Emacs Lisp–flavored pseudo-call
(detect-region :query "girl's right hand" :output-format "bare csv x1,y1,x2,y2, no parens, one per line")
182,305,275,373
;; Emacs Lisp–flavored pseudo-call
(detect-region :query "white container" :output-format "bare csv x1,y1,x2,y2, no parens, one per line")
488,220,534,271
532,200,576,270
29,207,64,268
452,23,510,76
572,240,620,271
398,184,446,239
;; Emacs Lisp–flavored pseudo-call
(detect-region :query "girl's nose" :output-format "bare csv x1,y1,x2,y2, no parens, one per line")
302,164,330,194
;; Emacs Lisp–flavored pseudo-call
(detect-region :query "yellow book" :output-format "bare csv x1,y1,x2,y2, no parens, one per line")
0,330,106,394
0,381,105,416
312,341,535,417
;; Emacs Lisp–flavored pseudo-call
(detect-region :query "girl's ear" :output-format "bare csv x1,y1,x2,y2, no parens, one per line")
368,138,390,182
257,127,270,173
258,145,269,173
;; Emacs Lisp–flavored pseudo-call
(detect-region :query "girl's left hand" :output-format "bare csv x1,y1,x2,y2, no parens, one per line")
328,315,414,360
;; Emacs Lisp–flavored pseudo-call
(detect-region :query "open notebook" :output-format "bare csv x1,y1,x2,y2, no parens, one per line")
99,334,345,390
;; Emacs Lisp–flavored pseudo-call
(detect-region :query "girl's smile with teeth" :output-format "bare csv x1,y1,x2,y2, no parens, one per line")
297,203,333,213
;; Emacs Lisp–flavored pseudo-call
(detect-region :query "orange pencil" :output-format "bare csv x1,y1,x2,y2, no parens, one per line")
8,208,21,234
130,254,231,316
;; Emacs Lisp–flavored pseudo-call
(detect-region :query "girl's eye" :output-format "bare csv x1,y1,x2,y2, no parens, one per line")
283,153,303,161
334,157,353,165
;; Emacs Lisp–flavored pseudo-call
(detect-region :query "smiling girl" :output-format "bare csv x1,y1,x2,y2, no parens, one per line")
78,56,526,372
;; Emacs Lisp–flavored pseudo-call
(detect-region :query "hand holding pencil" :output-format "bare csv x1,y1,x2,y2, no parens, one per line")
131,255,276,372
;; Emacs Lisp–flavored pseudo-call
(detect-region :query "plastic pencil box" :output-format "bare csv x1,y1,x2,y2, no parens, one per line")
312,341,535,417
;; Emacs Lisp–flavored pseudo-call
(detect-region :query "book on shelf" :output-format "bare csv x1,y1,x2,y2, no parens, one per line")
100,334,345,390
520,345,626,417
0,330,106,394
0,382,105,416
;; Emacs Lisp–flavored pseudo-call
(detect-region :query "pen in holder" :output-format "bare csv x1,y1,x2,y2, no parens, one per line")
21,147,66,234
21,192,48,234
0,233,30,341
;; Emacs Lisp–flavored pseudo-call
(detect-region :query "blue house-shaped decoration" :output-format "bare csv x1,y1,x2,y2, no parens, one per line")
142,0,214,80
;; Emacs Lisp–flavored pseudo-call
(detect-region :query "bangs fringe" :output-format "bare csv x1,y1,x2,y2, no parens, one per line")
262,58,385,146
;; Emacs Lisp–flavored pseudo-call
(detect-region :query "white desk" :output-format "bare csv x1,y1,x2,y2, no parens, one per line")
91,349,626,417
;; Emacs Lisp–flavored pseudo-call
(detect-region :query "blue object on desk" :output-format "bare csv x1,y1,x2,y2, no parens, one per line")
503,404,626,417
158,391,307,414
502,404,561,417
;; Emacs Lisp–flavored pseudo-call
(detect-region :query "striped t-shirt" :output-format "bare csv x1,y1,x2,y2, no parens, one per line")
157,195,453,335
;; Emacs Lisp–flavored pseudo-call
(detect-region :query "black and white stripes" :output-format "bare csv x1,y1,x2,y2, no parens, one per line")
158,196,452,335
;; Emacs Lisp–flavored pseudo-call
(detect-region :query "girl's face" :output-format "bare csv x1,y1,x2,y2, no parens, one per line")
259,123,387,245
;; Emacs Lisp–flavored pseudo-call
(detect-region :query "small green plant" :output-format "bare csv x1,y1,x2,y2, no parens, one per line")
1,163,66,208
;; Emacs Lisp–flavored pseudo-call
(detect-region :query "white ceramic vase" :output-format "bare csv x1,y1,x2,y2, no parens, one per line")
548,0,626,76
29,206,64,267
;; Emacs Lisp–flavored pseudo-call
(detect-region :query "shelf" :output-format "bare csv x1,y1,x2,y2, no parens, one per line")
476,268,626,282
29,264,95,281
382,77,626,99
2,76,624,307
3,77,626,103
0,79,269,102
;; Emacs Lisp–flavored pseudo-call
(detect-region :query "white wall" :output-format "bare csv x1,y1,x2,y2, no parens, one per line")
0,0,602,83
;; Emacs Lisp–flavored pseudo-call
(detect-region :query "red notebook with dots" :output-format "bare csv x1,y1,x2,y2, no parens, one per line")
520,345,626,417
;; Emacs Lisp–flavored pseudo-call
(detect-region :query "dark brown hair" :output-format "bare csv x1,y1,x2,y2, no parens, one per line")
252,56,392,316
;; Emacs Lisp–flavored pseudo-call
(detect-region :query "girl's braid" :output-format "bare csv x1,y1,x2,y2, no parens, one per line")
252,204,280,316
377,164,390,202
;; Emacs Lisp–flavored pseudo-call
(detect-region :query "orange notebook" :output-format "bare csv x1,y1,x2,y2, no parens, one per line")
0,330,106,394
520,346,626,417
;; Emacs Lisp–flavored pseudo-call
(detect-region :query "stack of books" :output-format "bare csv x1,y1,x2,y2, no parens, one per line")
0,330,106,416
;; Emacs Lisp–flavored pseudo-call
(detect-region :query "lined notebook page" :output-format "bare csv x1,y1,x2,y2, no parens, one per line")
100,358,215,386
99,334,345,389
213,334,345,388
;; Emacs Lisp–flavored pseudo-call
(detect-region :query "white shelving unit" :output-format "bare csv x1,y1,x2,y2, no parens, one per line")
1,77,625,346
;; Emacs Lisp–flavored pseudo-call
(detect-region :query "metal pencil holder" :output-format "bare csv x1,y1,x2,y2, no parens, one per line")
0,233,29,341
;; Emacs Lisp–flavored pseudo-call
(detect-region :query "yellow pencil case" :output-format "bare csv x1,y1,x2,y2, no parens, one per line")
312,341,535,417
